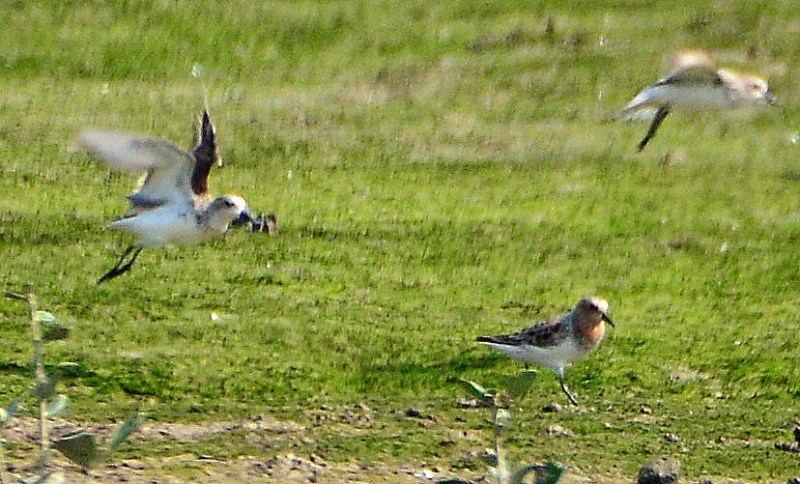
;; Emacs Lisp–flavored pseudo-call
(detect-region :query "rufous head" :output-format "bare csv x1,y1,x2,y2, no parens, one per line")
575,297,613,327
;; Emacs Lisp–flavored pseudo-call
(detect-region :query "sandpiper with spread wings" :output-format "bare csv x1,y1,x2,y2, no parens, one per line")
477,297,614,406
82,110,252,284
620,50,775,151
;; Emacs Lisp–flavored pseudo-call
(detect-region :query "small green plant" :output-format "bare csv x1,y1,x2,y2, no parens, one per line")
3,290,141,481
460,372,564,484
50,414,142,472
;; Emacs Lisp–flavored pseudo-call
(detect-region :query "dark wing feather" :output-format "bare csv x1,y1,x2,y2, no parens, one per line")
477,318,565,349
656,65,722,87
190,110,218,196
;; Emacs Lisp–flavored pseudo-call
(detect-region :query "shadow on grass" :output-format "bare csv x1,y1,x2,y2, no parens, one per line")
368,353,506,375
0,362,96,379
352,352,513,394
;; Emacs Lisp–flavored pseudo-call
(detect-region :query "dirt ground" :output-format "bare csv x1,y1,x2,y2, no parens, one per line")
1,413,630,483
3,414,792,483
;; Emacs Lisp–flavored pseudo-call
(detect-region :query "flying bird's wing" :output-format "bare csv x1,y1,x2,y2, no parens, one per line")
657,64,722,87
668,49,715,72
81,131,195,210
190,110,218,196
619,50,720,120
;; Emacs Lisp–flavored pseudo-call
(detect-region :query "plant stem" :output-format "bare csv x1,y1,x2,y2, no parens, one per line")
19,292,50,476
3,290,51,477
494,406,509,484
0,435,6,484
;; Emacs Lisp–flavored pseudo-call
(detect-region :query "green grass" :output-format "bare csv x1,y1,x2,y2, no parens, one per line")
2,0,800,481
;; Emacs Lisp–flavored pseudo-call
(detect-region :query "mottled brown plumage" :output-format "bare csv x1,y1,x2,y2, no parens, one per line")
478,297,614,405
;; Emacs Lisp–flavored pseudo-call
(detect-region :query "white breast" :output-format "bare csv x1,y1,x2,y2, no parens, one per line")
109,205,212,247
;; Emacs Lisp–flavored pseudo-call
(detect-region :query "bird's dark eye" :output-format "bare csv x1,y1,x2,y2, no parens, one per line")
224,200,234,207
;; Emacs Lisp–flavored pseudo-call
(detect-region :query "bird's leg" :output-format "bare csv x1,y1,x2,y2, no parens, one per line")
97,246,143,284
559,376,580,406
637,105,670,152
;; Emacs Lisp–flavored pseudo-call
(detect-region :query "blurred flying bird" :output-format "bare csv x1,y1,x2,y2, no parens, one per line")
82,111,252,283
619,50,775,151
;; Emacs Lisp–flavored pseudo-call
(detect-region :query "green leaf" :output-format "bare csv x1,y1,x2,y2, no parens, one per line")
109,413,142,452
42,322,70,342
1,399,19,425
495,408,512,427
503,370,537,401
31,375,57,400
42,471,66,484
23,471,67,484
37,311,69,341
480,448,498,466
45,395,68,418
52,431,100,469
34,311,58,324
510,462,565,484
21,474,52,484
458,379,493,401
55,362,85,377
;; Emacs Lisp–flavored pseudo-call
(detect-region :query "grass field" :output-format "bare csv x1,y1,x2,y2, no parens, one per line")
1,0,800,482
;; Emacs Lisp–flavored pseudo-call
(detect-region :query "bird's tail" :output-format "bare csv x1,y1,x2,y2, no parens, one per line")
476,335,505,344
617,87,661,121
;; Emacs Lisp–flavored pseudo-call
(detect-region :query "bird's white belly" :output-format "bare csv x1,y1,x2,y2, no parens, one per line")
110,207,212,247
652,85,733,111
485,340,587,374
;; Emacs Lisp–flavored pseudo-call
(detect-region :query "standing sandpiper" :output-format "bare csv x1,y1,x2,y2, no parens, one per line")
477,297,614,406
619,50,775,152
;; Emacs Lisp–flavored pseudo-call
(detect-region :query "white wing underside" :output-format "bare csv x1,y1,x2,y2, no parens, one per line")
80,131,195,211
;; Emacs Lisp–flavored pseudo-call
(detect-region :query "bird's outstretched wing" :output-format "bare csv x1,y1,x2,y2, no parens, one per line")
668,50,716,73
190,110,218,196
619,50,721,120
657,64,722,87
81,131,195,210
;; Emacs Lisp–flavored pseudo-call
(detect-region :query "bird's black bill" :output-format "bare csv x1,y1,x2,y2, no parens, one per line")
766,92,779,106
637,105,670,152
602,313,614,327
230,211,278,234
97,246,143,284
237,211,252,224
